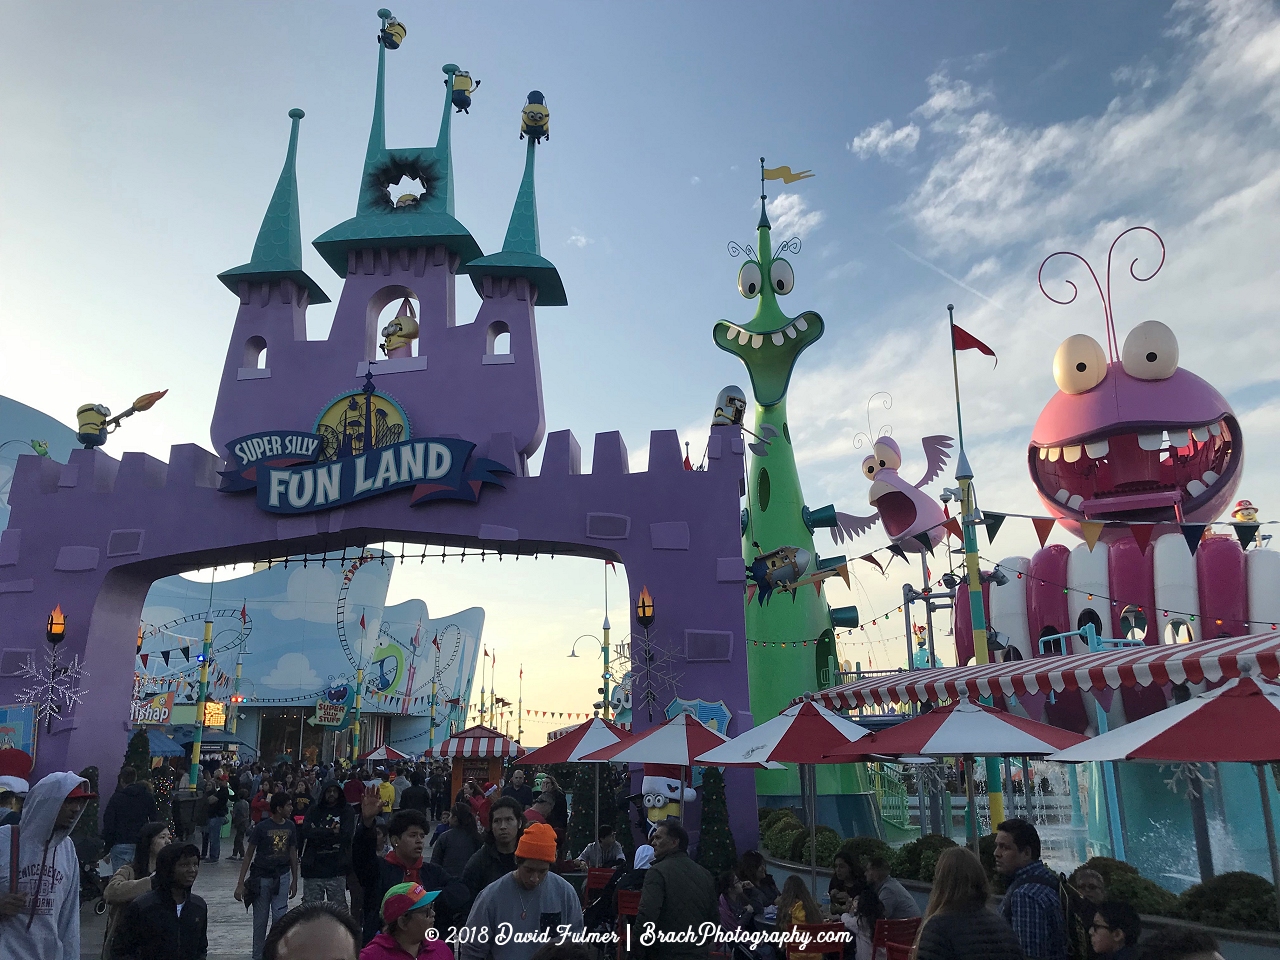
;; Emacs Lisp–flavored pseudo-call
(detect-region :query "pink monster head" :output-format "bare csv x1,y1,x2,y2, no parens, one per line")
1029,228,1242,533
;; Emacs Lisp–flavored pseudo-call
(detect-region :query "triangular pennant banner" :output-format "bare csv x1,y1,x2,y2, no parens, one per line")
985,513,1006,544
887,544,908,565
1234,522,1260,550
943,518,963,541
139,654,149,668
161,651,171,666
1131,523,1154,555
1080,521,1104,552
1031,516,1056,548
859,554,883,574
913,532,935,555
1182,524,1207,556
181,647,191,662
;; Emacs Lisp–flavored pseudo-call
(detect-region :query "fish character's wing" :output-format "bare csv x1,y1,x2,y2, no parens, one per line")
915,435,955,489
831,511,880,545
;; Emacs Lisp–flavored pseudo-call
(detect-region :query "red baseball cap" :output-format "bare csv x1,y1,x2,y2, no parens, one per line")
66,783,97,800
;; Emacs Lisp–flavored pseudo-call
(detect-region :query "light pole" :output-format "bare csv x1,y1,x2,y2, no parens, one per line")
568,633,611,720
189,574,217,789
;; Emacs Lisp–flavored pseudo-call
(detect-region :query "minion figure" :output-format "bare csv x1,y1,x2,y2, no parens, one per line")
641,764,695,831
1233,499,1259,523
380,298,419,358
520,91,549,142
452,71,479,113
379,14,406,49
76,404,110,449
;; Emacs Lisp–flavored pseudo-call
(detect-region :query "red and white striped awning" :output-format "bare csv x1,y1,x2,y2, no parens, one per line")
422,724,526,758
811,632,1280,711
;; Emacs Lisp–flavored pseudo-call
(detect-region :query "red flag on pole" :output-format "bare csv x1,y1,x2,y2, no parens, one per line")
240,603,247,623
359,613,366,630
431,632,440,651
951,323,997,365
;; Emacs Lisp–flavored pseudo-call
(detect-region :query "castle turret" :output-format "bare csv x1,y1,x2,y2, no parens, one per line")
217,109,329,305
311,10,482,277
461,135,566,306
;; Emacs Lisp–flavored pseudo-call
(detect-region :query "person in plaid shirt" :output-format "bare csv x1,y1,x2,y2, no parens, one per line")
995,818,1067,960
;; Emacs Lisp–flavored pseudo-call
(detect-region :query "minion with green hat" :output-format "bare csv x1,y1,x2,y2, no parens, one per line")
360,882,453,960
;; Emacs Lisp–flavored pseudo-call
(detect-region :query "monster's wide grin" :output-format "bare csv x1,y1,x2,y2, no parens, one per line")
719,314,813,349
1029,414,1239,519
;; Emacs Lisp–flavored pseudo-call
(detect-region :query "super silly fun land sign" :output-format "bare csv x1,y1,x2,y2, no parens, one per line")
219,431,511,514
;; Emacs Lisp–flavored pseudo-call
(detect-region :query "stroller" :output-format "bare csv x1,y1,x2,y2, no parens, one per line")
74,836,108,915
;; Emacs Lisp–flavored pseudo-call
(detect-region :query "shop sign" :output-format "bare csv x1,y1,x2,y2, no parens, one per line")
130,692,175,725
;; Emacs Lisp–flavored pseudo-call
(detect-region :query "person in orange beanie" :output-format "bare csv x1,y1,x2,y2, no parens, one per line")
458,823,582,960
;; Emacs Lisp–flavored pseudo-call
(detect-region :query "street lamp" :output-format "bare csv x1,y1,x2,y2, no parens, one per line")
46,606,66,645
568,633,612,720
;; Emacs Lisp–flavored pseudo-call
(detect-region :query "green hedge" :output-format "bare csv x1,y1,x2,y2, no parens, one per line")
1176,872,1278,931
801,830,842,869
891,834,957,882
789,825,840,863
763,815,805,859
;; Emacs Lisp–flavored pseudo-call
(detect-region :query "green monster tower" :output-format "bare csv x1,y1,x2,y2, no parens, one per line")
712,169,872,827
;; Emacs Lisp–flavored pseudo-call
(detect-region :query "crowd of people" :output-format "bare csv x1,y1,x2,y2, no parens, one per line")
0,746,1237,960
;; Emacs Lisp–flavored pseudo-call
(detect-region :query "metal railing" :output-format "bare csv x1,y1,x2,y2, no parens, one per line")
869,762,910,829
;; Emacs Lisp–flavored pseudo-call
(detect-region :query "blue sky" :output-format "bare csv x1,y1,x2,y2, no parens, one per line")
3,1,1279,732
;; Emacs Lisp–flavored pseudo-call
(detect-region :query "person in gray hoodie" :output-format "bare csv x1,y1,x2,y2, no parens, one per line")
0,770,95,960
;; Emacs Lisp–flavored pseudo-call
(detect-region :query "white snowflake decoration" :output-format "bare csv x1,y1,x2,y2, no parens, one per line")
16,649,88,727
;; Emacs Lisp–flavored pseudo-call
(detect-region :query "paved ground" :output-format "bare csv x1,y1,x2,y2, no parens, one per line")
83,855,291,960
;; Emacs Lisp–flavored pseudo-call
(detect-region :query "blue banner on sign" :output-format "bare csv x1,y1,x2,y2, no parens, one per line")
232,436,510,515
219,430,325,492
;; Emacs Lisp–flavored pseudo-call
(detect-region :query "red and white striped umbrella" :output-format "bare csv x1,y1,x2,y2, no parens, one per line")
694,699,874,765
515,717,632,765
358,744,412,762
827,699,1087,759
580,712,779,767
1050,674,1280,763
422,724,526,758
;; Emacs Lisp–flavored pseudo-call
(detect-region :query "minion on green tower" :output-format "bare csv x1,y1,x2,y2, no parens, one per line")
712,163,868,811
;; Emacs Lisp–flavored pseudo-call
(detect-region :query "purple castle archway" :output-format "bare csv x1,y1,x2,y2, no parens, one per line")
0,33,759,845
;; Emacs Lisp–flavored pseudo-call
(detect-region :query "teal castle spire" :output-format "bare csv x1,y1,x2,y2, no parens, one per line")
218,109,330,303
462,115,566,306
312,9,481,275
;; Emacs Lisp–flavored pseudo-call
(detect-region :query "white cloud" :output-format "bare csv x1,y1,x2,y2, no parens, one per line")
271,565,339,622
690,176,701,185
262,652,321,690
848,120,921,161
765,193,825,238
913,70,992,119
567,230,593,248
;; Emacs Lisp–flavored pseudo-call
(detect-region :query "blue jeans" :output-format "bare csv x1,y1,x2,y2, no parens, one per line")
206,816,225,861
251,871,291,960
109,843,135,874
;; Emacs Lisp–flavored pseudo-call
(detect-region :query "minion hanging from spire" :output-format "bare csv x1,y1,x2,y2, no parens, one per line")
520,91,549,142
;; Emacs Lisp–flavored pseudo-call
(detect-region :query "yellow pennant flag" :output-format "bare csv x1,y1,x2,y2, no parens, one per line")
763,165,814,184
1081,521,1104,552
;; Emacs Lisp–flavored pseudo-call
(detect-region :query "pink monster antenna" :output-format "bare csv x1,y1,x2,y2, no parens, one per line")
1037,226,1166,362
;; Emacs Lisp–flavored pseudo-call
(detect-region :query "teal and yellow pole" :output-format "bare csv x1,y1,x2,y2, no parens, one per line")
949,304,1004,836
188,616,214,788
601,616,612,721
351,666,364,762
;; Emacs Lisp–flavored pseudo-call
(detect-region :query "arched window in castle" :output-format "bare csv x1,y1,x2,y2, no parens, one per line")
244,336,267,369
238,335,271,379
1164,618,1194,644
483,320,514,364
378,297,420,358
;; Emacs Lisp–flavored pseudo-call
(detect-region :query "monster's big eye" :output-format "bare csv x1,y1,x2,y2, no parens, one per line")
738,262,762,298
770,258,794,295
873,442,901,470
1052,334,1108,395
1121,320,1179,381
862,456,878,478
